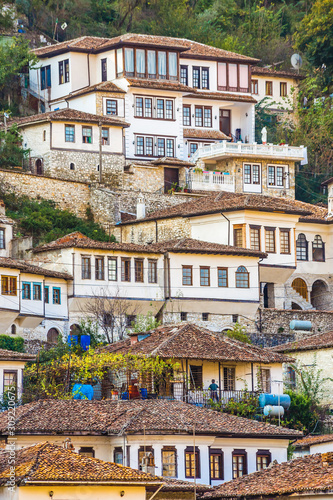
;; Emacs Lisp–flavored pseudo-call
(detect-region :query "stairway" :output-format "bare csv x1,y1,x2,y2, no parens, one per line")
285,287,314,310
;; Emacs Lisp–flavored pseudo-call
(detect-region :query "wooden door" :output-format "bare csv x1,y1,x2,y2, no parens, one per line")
164,167,179,193
220,109,231,136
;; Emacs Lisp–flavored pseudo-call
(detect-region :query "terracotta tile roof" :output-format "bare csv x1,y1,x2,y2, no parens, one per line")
0,349,35,362
58,81,126,101
120,191,315,225
151,157,194,167
184,92,257,103
0,256,72,280
252,66,305,79
0,399,301,438
149,238,267,258
203,454,333,498
322,177,333,186
0,214,14,225
294,434,333,448
102,323,290,363
271,331,333,353
32,36,110,57
0,442,161,485
161,477,211,492
8,109,129,128
126,77,193,92
183,128,229,140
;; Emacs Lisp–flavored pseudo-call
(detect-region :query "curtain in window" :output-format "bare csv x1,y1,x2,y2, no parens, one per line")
136,49,145,75
148,50,156,76
158,51,167,77
218,63,227,88
229,64,238,88
125,48,134,74
169,53,177,78
239,64,248,89
116,48,123,75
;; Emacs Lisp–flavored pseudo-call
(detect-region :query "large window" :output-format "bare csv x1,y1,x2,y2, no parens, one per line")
135,135,175,157
223,367,235,390
3,371,17,396
256,450,271,471
183,105,191,126
232,451,247,478
0,228,4,249
101,58,107,81
250,226,261,251
135,96,174,120
148,260,157,283
182,265,192,286
280,82,287,97
108,257,117,281
200,266,210,286
312,235,325,262
134,259,144,282
138,447,155,474
265,227,276,253
82,127,92,144
236,266,249,288
244,164,260,185
217,62,249,92
265,81,273,96
185,447,200,478
180,65,188,85
1,276,17,296
251,79,258,94
195,106,212,127
162,447,177,477
210,450,223,480
189,365,202,388
95,257,104,280
124,48,134,77
136,49,145,77
82,257,91,279
53,287,61,305
65,125,75,143
296,233,308,261
218,267,228,287
268,165,285,187
121,258,131,282
233,225,245,248
41,65,51,90
106,99,117,115
192,66,210,89
33,283,42,301
259,368,271,392
22,282,31,300
59,59,69,84
280,229,290,254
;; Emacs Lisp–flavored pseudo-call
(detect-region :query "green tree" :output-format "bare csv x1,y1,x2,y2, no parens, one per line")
225,322,252,344
0,124,29,168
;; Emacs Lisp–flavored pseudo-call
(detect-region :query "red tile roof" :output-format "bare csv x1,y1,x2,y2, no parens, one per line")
0,349,35,362
149,238,267,257
184,92,257,103
58,81,126,101
203,454,333,498
294,434,333,448
271,331,333,353
151,157,194,167
0,442,161,485
0,400,301,438
183,128,229,140
126,77,193,92
252,66,304,79
0,256,72,280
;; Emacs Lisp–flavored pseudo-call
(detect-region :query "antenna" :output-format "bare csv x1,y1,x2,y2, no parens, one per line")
291,54,303,74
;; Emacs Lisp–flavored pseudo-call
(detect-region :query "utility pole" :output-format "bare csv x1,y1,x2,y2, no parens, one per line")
99,120,102,184
193,425,196,500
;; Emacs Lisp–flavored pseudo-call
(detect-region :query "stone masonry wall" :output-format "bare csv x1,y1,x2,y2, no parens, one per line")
119,216,191,244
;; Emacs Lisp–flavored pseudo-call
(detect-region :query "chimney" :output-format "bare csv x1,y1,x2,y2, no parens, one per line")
130,334,138,345
328,181,333,217
136,193,146,219
0,200,5,216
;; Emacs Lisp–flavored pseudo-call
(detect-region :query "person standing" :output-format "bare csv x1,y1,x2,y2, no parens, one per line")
209,379,219,401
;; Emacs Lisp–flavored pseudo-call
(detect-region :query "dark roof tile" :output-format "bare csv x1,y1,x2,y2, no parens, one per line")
0,257,72,280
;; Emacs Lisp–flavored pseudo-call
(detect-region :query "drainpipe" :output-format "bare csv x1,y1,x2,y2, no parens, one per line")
72,252,75,297
220,212,230,245
155,220,158,243
251,362,254,392
87,53,91,86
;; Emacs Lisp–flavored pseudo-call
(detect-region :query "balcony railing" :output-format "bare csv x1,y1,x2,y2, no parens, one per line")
186,170,235,192
190,141,305,162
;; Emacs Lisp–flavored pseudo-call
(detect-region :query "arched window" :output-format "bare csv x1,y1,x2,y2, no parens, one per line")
235,266,249,288
296,233,308,261
11,324,16,335
312,235,325,262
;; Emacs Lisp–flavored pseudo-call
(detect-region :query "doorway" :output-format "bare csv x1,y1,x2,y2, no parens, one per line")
220,109,231,136
164,167,179,193
35,158,43,175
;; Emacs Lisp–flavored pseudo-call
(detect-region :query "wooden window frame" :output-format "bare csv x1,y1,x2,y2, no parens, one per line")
256,449,271,471
185,447,200,478
202,312,209,321
265,81,273,96
106,99,118,116
180,65,188,85
210,449,224,480
33,283,42,301
22,282,31,300
217,267,228,287
180,311,187,321
161,446,177,478
138,446,154,472
134,258,144,283
250,225,261,251
79,447,95,458
259,367,271,393
101,58,107,81
203,106,212,127
3,370,17,395
296,233,308,261
183,105,191,126
148,259,157,283
251,79,258,94
95,257,105,281
280,228,291,254
0,228,5,249
280,82,287,97
201,67,209,90
233,224,246,248
200,266,210,286
232,450,247,478
312,235,325,262
65,124,75,143
114,446,123,464
44,286,49,304
1,276,17,296
82,126,92,144
235,266,249,288
182,265,193,286
223,366,235,390
52,287,61,305
81,256,91,280
265,227,276,254
193,67,201,89
121,258,131,282
108,257,117,281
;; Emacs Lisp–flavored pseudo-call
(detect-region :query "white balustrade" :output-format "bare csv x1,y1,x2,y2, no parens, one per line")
186,170,235,192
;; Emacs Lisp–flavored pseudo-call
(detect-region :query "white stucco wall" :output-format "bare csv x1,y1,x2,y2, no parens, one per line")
252,74,298,111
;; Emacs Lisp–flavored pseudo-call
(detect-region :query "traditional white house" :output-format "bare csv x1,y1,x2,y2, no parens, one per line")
293,435,333,458
0,349,35,400
0,399,301,487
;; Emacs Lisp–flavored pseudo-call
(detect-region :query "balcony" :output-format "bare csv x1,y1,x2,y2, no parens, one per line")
190,141,306,163
186,170,235,192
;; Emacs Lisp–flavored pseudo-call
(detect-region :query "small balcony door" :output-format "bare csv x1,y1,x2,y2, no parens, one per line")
164,167,179,193
220,109,231,136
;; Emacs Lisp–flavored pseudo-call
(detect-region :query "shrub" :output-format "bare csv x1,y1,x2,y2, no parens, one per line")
0,335,25,352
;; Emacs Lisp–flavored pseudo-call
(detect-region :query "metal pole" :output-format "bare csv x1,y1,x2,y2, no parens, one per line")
99,121,102,183
193,425,196,500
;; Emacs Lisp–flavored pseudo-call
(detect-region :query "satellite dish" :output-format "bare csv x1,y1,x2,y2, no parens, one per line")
291,53,302,70
61,22,68,30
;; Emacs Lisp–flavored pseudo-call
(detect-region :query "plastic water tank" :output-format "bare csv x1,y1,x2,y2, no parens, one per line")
72,383,94,400
80,335,91,351
259,393,291,409
263,405,285,417
67,335,78,347
289,320,312,331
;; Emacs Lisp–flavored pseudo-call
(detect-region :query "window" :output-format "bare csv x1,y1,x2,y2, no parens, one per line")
259,368,271,392
65,125,75,143
22,282,31,300
41,65,51,90
166,139,174,157
232,451,247,478
189,365,202,388
183,105,191,126
82,127,92,144
101,58,107,81
124,48,134,76
229,63,238,91
217,62,227,91
0,228,5,249
136,49,145,77
162,447,177,477
180,65,188,85
268,165,285,187
95,257,104,280
232,314,238,323
265,81,273,96
202,312,209,321
138,447,155,474
200,266,210,286
3,371,17,395
158,51,167,79
233,225,245,248
312,235,325,262
193,67,200,88
157,138,165,156
116,48,123,77
195,106,203,127
180,312,187,321
239,64,249,91
165,100,173,120
114,447,123,464
251,79,258,94
202,67,209,89
204,107,212,127
70,162,75,170
217,267,228,287
182,266,192,285
157,99,164,119
280,82,287,97
296,233,308,261
1,276,17,296
33,283,41,301
145,98,152,118
126,314,136,328
82,257,91,279
244,163,260,185
136,136,144,155
44,286,49,303
106,99,117,115
223,367,235,390
236,266,249,288
135,259,144,282
102,128,109,145
189,143,198,156
265,227,276,253
257,450,271,471
146,137,153,156
121,258,131,281
148,50,156,78
185,447,200,478
250,226,261,251
169,52,177,80
210,450,223,480
11,324,16,335
108,258,117,281
148,260,157,283
53,287,61,304
136,97,143,117
280,229,290,254
79,447,95,458
286,365,296,390
59,59,69,84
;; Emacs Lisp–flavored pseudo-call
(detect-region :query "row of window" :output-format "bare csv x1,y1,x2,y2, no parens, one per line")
135,135,175,157
234,225,291,254
251,79,288,97
41,60,70,90
244,163,287,188
296,234,325,262
81,256,158,283
182,265,250,288
65,125,110,145
183,105,212,127
135,96,174,120
180,65,210,89
187,365,271,392
116,47,178,81
0,276,61,304
217,62,250,93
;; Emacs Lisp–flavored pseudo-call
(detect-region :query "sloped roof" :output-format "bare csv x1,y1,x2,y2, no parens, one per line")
183,128,229,140
126,77,193,92
102,323,290,363
0,400,301,438
0,257,72,280
59,81,126,101
0,442,161,485
202,454,333,498
294,434,333,448
271,331,333,353
0,349,35,362
149,239,266,257
0,214,14,225
184,92,257,103
252,66,304,79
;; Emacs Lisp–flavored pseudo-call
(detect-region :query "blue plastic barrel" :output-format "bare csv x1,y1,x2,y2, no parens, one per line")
72,383,94,400
140,388,148,399
263,405,285,417
67,335,78,346
121,392,129,400
80,335,91,351
289,320,312,331
259,393,291,409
